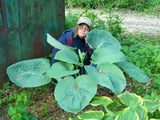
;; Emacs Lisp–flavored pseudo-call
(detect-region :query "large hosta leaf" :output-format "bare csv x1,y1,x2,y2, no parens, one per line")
85,64,126,94
91,47,126,64
78,111,104,120
86,29,121,50
115,107,139,120
90,96,113,107
7,58,51,88
55,49,83,66
116,95,148,120
133,105,148,120
54,75,97,113
47,33,74,50
115,62,149,83
103,114,115,120
117,91,143,106
143,99,160,112
47,62,79,78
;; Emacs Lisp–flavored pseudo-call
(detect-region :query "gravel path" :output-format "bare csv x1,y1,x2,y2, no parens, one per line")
118,11,160,35
66,9,160,35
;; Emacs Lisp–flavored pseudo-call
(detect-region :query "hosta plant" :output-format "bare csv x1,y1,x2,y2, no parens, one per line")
69,91,160,120
7,29,149,114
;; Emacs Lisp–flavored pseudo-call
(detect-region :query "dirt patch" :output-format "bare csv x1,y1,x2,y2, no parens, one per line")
66,8,160,35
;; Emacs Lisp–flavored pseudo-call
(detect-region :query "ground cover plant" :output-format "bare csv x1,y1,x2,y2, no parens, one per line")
5,28,160,120
119,34,160,95
0,81,52,119
1,32,160,120
69,91,160,120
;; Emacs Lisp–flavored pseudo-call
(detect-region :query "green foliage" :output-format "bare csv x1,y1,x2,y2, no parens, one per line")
65,11,80,29
144,90,160,101
148,109,160,119
122,44,160,75
116,62,149,83
85,11,107,30
85,64,127,94
70,92,160,120
7,91,38,120
7,58,51,88
3,3,159,117
41,104,48,116
0,81,52,119
55,49,83,66
8,104,38,120
6,30,149,114
90,96,112,107
91,48,125,63
114,0,160,14
106,14,123,37
120,34,160,91
47,62,79,79
130,81,148,96
78,111,104,119
65,0,160,16
0,83,21,106
47,33,75,50
65,0,111,9
78,49,86,63
86,29,121,50
54,75,97,113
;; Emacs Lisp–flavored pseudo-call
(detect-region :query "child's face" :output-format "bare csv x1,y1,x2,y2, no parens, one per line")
77,24,90,39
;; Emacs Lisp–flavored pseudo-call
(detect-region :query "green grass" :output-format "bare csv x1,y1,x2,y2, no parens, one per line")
119,33,160,95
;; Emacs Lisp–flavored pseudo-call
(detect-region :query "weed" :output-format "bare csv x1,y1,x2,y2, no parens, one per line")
41,104,48,116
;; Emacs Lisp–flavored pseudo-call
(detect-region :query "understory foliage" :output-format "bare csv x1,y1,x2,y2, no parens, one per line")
65,0,160,16
70,91,160,120
6,28,160,119
0,82,50,120
120,34,160,93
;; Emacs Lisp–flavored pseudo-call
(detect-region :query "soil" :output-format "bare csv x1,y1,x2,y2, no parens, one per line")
0,9,159,120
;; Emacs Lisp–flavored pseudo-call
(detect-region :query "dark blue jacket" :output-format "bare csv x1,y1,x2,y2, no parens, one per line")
51,29,93,65
51,29,73,64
